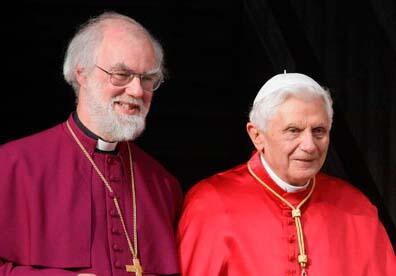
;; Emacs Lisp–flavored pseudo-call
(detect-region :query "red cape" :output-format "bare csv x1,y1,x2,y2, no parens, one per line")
178,152,395,275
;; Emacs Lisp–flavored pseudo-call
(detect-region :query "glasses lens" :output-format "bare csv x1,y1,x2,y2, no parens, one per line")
108,70,162,90
141,75,162,91
110,73,131,86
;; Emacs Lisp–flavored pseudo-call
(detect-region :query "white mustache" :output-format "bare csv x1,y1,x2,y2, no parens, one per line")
111,96,143,106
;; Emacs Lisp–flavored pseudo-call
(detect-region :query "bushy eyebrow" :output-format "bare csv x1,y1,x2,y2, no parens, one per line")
109,62,130,71
110,62,160,75
283,122,302,129
283,122,329,130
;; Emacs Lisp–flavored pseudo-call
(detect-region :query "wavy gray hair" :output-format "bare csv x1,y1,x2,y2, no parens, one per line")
63,11,165,96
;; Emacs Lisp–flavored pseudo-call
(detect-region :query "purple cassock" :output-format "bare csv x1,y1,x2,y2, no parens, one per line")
0,114,183,275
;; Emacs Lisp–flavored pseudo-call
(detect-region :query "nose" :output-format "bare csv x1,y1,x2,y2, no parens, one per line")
124,76,145,98
299,131,316,153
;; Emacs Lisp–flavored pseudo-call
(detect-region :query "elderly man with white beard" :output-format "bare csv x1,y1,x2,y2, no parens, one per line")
0,12,182,276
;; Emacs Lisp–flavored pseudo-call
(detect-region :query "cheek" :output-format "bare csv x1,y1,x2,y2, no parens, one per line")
102,87,126,102
99,93,116,106
317,139,330,155
274,144,297,167
143,93,153,107
88,79,113,101
284,142,301,157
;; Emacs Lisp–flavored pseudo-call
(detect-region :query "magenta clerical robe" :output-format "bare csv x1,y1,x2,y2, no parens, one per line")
178,152,395,275
0,114,183,275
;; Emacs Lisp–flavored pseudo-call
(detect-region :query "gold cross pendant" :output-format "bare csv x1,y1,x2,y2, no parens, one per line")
126,258,143,276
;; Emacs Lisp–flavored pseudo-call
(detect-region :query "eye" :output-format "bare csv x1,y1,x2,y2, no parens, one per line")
283,127,301,139
312,127,327,137
287,127,300,133
142,74,160,83
141,75,154,82
112,72,130,81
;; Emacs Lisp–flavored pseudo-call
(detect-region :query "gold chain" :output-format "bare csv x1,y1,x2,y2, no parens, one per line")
66,121,139,267
247,161,315,276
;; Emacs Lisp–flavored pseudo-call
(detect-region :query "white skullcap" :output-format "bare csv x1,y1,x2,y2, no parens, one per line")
253,73,323,104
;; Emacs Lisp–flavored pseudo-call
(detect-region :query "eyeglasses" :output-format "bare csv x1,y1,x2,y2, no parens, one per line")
95,65,163,92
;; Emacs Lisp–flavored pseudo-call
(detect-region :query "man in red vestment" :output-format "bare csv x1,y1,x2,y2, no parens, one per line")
178,73,395,275
0,12,182,275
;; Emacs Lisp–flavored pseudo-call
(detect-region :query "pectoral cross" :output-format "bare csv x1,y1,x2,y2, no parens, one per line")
126,258,143,276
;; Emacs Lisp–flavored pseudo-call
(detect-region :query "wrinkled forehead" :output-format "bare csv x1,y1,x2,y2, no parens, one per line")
96,21,157,70
271,95,331,126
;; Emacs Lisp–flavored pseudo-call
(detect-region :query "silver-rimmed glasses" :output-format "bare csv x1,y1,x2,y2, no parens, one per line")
95,65,163,92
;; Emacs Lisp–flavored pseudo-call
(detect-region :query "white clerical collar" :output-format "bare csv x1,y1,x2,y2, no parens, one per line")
96,138,118,152
260,153,309,193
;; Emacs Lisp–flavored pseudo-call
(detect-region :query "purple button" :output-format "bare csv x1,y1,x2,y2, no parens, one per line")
113,243,122,252
111,227,120,235
114,260,122,268
110,209,118,217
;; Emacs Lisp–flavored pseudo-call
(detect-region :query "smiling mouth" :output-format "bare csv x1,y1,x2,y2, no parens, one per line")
295,159,315,163
114,101,140,115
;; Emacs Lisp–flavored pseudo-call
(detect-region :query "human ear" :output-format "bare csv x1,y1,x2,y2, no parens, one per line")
246,122,265,152
75,66,88,88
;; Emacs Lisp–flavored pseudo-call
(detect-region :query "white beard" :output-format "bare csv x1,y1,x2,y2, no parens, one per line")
84,80,148,142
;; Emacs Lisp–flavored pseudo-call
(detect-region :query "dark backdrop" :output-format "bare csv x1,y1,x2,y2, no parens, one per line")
2,0,395,249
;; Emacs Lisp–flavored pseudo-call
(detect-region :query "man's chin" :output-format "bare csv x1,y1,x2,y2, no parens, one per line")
110,128,144,142
99,116,146,141
289,170,319,185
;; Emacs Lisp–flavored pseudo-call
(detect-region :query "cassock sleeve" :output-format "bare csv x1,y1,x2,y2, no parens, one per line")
0,260,78,275
369,219,396,274
177,181,230,276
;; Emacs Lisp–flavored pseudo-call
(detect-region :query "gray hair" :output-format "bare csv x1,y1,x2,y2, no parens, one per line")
63,11,165,96
249,85,333,131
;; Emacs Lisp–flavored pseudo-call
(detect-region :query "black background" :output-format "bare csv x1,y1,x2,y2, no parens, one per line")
2,0,395,249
